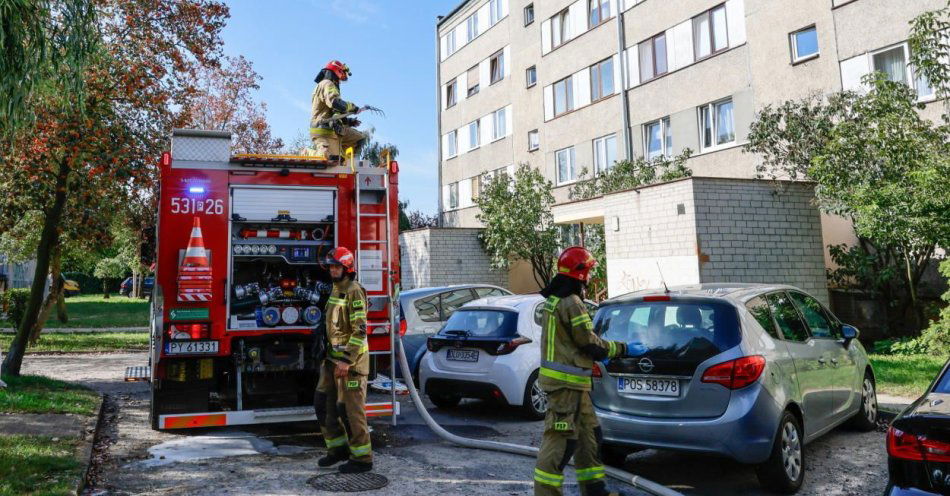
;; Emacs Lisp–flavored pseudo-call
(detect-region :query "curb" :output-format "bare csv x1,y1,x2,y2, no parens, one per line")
78,393,107,496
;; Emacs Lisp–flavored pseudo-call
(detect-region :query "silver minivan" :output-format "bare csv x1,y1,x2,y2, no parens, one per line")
591,284,878,493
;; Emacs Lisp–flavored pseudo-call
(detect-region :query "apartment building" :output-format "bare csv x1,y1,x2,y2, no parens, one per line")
436,0,943,230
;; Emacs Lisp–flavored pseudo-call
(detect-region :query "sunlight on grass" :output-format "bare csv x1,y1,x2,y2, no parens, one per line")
1,294,148,328
0,332,149,353
0,435,84,496
0,375,99,415
870,354,948,398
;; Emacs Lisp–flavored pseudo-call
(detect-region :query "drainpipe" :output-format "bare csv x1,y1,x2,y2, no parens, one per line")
435,16,445,227
616,8,633,161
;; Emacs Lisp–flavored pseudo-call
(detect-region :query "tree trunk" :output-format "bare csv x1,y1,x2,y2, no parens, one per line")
31,246,63,343
1,162,70,377
102,279,110,299
132,265,140,299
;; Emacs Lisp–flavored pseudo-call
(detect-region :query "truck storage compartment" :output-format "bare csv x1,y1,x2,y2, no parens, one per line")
227,186,337,330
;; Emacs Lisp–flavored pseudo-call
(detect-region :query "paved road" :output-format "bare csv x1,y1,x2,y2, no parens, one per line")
23,352,890,496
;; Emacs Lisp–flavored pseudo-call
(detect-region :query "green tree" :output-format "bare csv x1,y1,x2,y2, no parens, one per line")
568,151,693,201
476,164,559,288
93,256,127,299
909,0,950,120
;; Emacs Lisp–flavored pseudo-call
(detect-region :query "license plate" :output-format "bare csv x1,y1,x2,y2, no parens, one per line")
165,340,219,355
446,349,479,362
617,376,680,397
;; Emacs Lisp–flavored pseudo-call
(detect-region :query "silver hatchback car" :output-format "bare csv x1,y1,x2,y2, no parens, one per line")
591,284,878,494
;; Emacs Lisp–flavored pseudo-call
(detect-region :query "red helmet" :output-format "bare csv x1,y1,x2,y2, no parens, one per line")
557,246,597,283
326,246,355,273
325,60,351,81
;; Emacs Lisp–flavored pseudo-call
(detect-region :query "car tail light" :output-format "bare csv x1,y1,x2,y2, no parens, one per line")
643,295,671,302
426,338,439,352
399,318,407,337
701,355,766,389
168,323,210,340
592,362,602,378
496,336,531,355
888,426,950,463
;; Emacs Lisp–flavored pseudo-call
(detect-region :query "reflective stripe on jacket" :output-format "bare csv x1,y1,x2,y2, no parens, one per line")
326,278,370,375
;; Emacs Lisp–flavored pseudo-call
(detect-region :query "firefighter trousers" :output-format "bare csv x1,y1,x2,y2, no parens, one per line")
314,359,372,463
534,388,611,496
310,126,365,158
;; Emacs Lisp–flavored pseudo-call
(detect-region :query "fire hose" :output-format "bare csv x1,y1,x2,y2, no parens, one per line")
394,337,683,496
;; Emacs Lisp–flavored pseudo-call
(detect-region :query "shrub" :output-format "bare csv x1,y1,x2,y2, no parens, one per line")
0,289,31,327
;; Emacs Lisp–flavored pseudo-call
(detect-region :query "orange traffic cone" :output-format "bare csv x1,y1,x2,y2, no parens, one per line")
182,217,210,268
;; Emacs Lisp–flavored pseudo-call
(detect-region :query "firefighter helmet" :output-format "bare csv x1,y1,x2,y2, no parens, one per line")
325,246,356,273
557,246,597,283
325,60,351,81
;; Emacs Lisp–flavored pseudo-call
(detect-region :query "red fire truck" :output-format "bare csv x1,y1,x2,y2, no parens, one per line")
142,129,401,430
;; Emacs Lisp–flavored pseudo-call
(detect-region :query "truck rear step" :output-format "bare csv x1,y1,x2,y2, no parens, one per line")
158,402,400,429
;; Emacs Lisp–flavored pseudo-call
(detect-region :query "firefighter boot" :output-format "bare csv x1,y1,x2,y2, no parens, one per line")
338,459,373,474
318,448,349,467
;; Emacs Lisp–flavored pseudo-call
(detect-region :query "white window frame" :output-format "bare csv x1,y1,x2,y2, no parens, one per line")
551,8,571,49
446,30,457,56
471,176,481,201
698,97,735,152
789,25,819,63
449,182,459,209
446,78,458,108
524,3,535,26
553,76,574,117
490,0,503,25
644,117,672,159
870,42,935,101
467,65,480,97
492,108,507,141
467,12,479,42
526,65,537,88
639,32,668,82
447,130,458,158
527,129,539,151
588,0,610,29
468,120,480,149
490,50,505,84
555,146,577,185
590,57,614,101
593,134,617,173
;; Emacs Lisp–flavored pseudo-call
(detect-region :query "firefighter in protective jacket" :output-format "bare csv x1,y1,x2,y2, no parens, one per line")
534,247,630,496
310,60,365,159
315,246,373,473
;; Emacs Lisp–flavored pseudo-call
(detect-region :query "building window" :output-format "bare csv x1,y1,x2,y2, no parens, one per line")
466,65,479,96
445,79,457,108
644,117,671,159
447,130,458,158
699,98,735,150
471,176,481,200
524,3,534,26
590,57,614,101
528,129,539,151
446,30,457,56
589,0,610,28
490,0,503,25
556,146,577,184
449,182,459,209
467,12,479,42
526,65,537,87
553,76,573,116
468,120,480,149
593,134,617,173
872,44,935,99
490,50,505,84
551,8,571,48
638,33,668,82
492,107,507,140
789,26,819,63
693,4,728,61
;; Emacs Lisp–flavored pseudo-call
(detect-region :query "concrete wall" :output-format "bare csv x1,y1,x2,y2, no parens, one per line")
399,227,508,290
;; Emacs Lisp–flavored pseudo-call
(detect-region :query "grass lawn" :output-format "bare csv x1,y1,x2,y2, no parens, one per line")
0,434,85,496
1,294,148,329
0,332,149,353
0,375,99,416
870,353,948,398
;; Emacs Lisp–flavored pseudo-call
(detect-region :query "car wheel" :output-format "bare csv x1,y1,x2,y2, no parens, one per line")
756,411,805,494
520,370,547,420
428,393,461,409
848,371,878,431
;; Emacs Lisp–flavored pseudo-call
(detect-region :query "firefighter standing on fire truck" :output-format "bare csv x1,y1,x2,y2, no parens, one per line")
315,247,373,473
310,60,365,160
534,247,631,496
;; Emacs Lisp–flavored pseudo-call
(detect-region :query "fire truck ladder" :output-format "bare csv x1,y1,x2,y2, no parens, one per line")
354,160,398,426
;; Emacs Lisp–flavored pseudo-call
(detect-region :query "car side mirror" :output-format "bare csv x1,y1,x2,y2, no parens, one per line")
841,324,859,344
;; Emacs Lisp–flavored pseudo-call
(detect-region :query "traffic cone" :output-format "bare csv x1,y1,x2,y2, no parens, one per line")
182,217,210,268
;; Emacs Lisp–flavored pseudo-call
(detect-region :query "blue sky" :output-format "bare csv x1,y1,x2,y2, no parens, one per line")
221,0,455,215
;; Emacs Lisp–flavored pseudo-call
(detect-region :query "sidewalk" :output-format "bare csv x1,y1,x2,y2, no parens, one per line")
878,393,915,417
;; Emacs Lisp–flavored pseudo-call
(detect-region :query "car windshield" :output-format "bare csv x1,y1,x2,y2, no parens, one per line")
935,365,950,394
596,299,741,358
440,309,519,338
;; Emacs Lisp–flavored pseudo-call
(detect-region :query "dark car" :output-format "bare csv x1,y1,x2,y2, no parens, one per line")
886,357,950,496
120,276,154,297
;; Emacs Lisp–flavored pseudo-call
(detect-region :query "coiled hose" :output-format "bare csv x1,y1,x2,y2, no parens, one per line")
395,338,683,496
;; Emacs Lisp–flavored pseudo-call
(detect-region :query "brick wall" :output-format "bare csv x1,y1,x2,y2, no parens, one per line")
398,228,508,290
693,178,829,305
